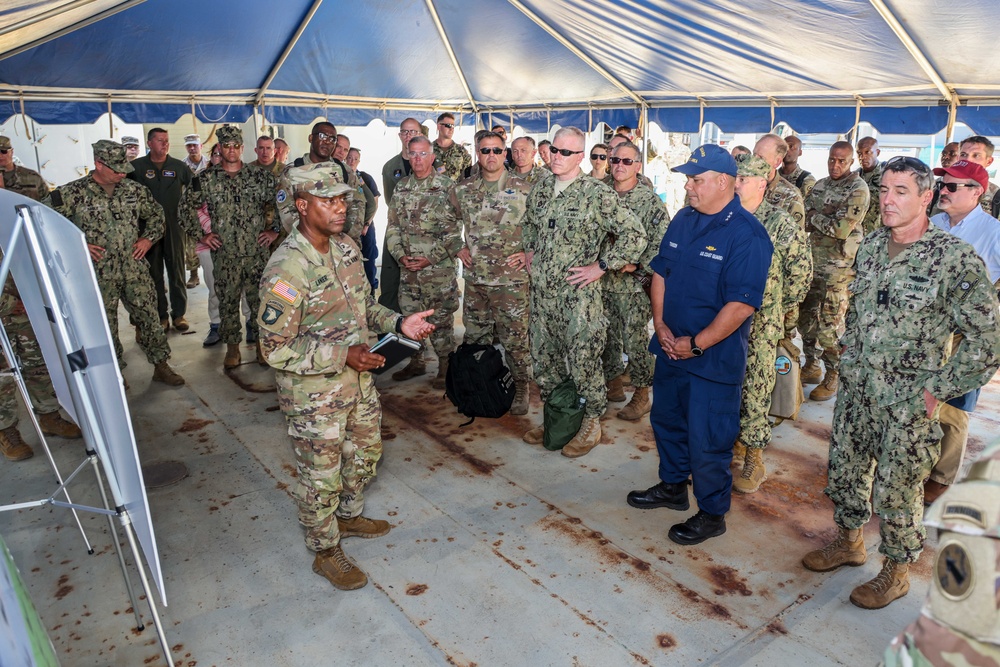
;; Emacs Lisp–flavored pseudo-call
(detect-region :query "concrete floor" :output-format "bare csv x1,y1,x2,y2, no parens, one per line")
1,281,998,667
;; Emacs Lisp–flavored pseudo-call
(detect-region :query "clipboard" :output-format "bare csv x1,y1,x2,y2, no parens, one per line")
369,333,422,374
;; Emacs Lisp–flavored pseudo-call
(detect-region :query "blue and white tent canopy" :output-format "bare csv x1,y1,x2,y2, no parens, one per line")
1,0,998,134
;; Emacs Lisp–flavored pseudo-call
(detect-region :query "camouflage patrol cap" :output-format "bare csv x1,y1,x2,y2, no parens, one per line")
0,135,11,150
92,140,134,174
216,126,243,146
280,163,353,199
737,155,772,179
120,136,140,146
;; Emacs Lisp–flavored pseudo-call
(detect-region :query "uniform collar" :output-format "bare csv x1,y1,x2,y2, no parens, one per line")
288,224,348,269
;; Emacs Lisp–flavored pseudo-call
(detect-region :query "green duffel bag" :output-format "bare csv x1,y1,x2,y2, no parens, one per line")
543,378,586,451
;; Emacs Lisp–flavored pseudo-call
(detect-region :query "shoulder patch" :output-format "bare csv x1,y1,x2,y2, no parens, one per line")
191,176,201,192
261,302,284,325
49,189,64,208
276,189,287,204
270,279,299,304
953,270,981,301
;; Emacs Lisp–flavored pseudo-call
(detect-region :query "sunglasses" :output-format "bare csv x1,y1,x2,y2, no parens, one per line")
550,147,583,157
220,142,241,149
314,132,336,142
0,149,9,154
610,156,638,165
399,129,420,136
479,147,505,155
590,153,607,161
885,155,930,173
438,122,455,129
941,182,981,192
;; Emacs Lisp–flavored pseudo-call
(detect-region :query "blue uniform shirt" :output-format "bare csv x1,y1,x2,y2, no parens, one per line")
648,195,773,385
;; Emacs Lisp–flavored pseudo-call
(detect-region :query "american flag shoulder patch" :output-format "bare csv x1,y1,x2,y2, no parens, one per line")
270,279,300,304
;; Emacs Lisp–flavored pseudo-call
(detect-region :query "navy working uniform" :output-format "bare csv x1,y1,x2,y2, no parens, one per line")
648,196,772,517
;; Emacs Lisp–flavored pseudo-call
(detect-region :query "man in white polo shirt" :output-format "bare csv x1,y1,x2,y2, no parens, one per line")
926,158,1000,503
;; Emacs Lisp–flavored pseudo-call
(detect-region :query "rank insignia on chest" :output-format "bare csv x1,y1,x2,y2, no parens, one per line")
548,218,556,229
270,279,299,304
145,170,155,179
877,289,889,306
262,303,283,325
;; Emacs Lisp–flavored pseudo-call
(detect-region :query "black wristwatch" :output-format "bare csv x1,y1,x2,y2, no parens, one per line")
597,258,609,272
395,316,404,334
690,336,704,357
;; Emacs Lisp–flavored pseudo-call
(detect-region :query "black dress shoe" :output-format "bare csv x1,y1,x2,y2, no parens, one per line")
668,510,726,545
627,481,689,510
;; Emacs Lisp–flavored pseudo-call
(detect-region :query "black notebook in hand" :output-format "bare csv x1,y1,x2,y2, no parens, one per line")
369,333,422,374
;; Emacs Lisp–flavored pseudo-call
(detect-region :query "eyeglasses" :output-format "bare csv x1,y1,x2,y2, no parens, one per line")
399,129,420,136
315,132,336,142
409,150,431,158
590,153,607,161
941,182,981,192
609,156,638,166
479,147,505,155
885,155,930,173
438,122,455,129
550,147,583,157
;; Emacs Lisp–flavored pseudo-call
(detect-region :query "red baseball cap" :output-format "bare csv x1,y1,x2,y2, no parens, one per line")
933,159,989,191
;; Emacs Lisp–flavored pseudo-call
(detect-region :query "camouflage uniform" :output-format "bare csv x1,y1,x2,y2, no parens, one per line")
765,173,805,229
0,164,60,429
522,174,646,418
251,159,286,178
433,141,472,182
44,171,172,367
385,173,462,361
858,166,882,235
181,146,277,345
601,182,669,388
884,612,1000,666
277,158,364,246
797,172,870,373
452,170,532,382
259,225,401,552
827,225,1000,563
739,199,812,448
515,166,549,185
782,165,816,199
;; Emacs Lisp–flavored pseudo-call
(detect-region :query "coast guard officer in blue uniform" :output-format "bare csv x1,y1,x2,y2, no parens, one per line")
627,145,773,545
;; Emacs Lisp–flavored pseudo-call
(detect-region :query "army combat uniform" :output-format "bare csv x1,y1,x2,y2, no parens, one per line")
601,182,669,395
277,157,365,246
452,169,533,389
858,166,882,236
782,165,816,199
797,171,870,389
522,174,646,420
433,141,472,182
385,172,463,378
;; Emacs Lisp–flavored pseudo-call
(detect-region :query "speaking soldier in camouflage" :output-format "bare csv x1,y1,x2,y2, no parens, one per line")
0,142,81,460
385,134,463,389
180,126,278,368
731,157,812,493
803,157,1000,610
44,140,184,386
433,112,472,181
602,141,669,422
857,137,883,236
797,141,870,401
259,172,434,591
521,127,646,458
452,131,533,414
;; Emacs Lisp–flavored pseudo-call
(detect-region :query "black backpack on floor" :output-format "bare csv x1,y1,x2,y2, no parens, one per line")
445,343,515,425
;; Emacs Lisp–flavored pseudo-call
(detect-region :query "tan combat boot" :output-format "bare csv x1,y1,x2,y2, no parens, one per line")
36,412,82,439
733,446,766,494
562,416,602,458
152,361,185,386
187,269,200,289
224,344,241,369
606,375,626,402
160,318,170,333
172,316,190,332
312,545,368,590
802,526,866,572
0,427,32,461
431,356,449,390
800,359,822,384
809,370,839,401
617,386,651,422
522,425,545,445
337,515,391,539
510,381,529,416
732,440,747,468
391,355,426,382
850,558,909,609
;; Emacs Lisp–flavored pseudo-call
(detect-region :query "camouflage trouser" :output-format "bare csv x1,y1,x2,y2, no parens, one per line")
185,237,198,273
826,363,939,563
530,284,607,418
281,379,382,552
463,281,531,382
783,306,799,342
399,265,457,360
738,329,779,450
0,314,59,430
797,266,852,372
98,263,171,367
884,605,1000,666
601,288,654,387
214,252,266,345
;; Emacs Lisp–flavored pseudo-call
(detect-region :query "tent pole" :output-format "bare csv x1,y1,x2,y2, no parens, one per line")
425,0,479,113
868,0,953,103
945,97,958,143
107,97,113,136
255,0,324,106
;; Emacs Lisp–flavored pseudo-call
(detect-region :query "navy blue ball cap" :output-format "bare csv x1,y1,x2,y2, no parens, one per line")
671,144,737,176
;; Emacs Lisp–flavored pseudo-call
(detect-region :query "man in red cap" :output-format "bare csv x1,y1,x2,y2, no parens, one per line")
924,159,1000,503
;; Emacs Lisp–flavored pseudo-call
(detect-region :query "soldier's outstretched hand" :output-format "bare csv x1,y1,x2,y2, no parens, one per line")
347,344,386,372
401,310,436,341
